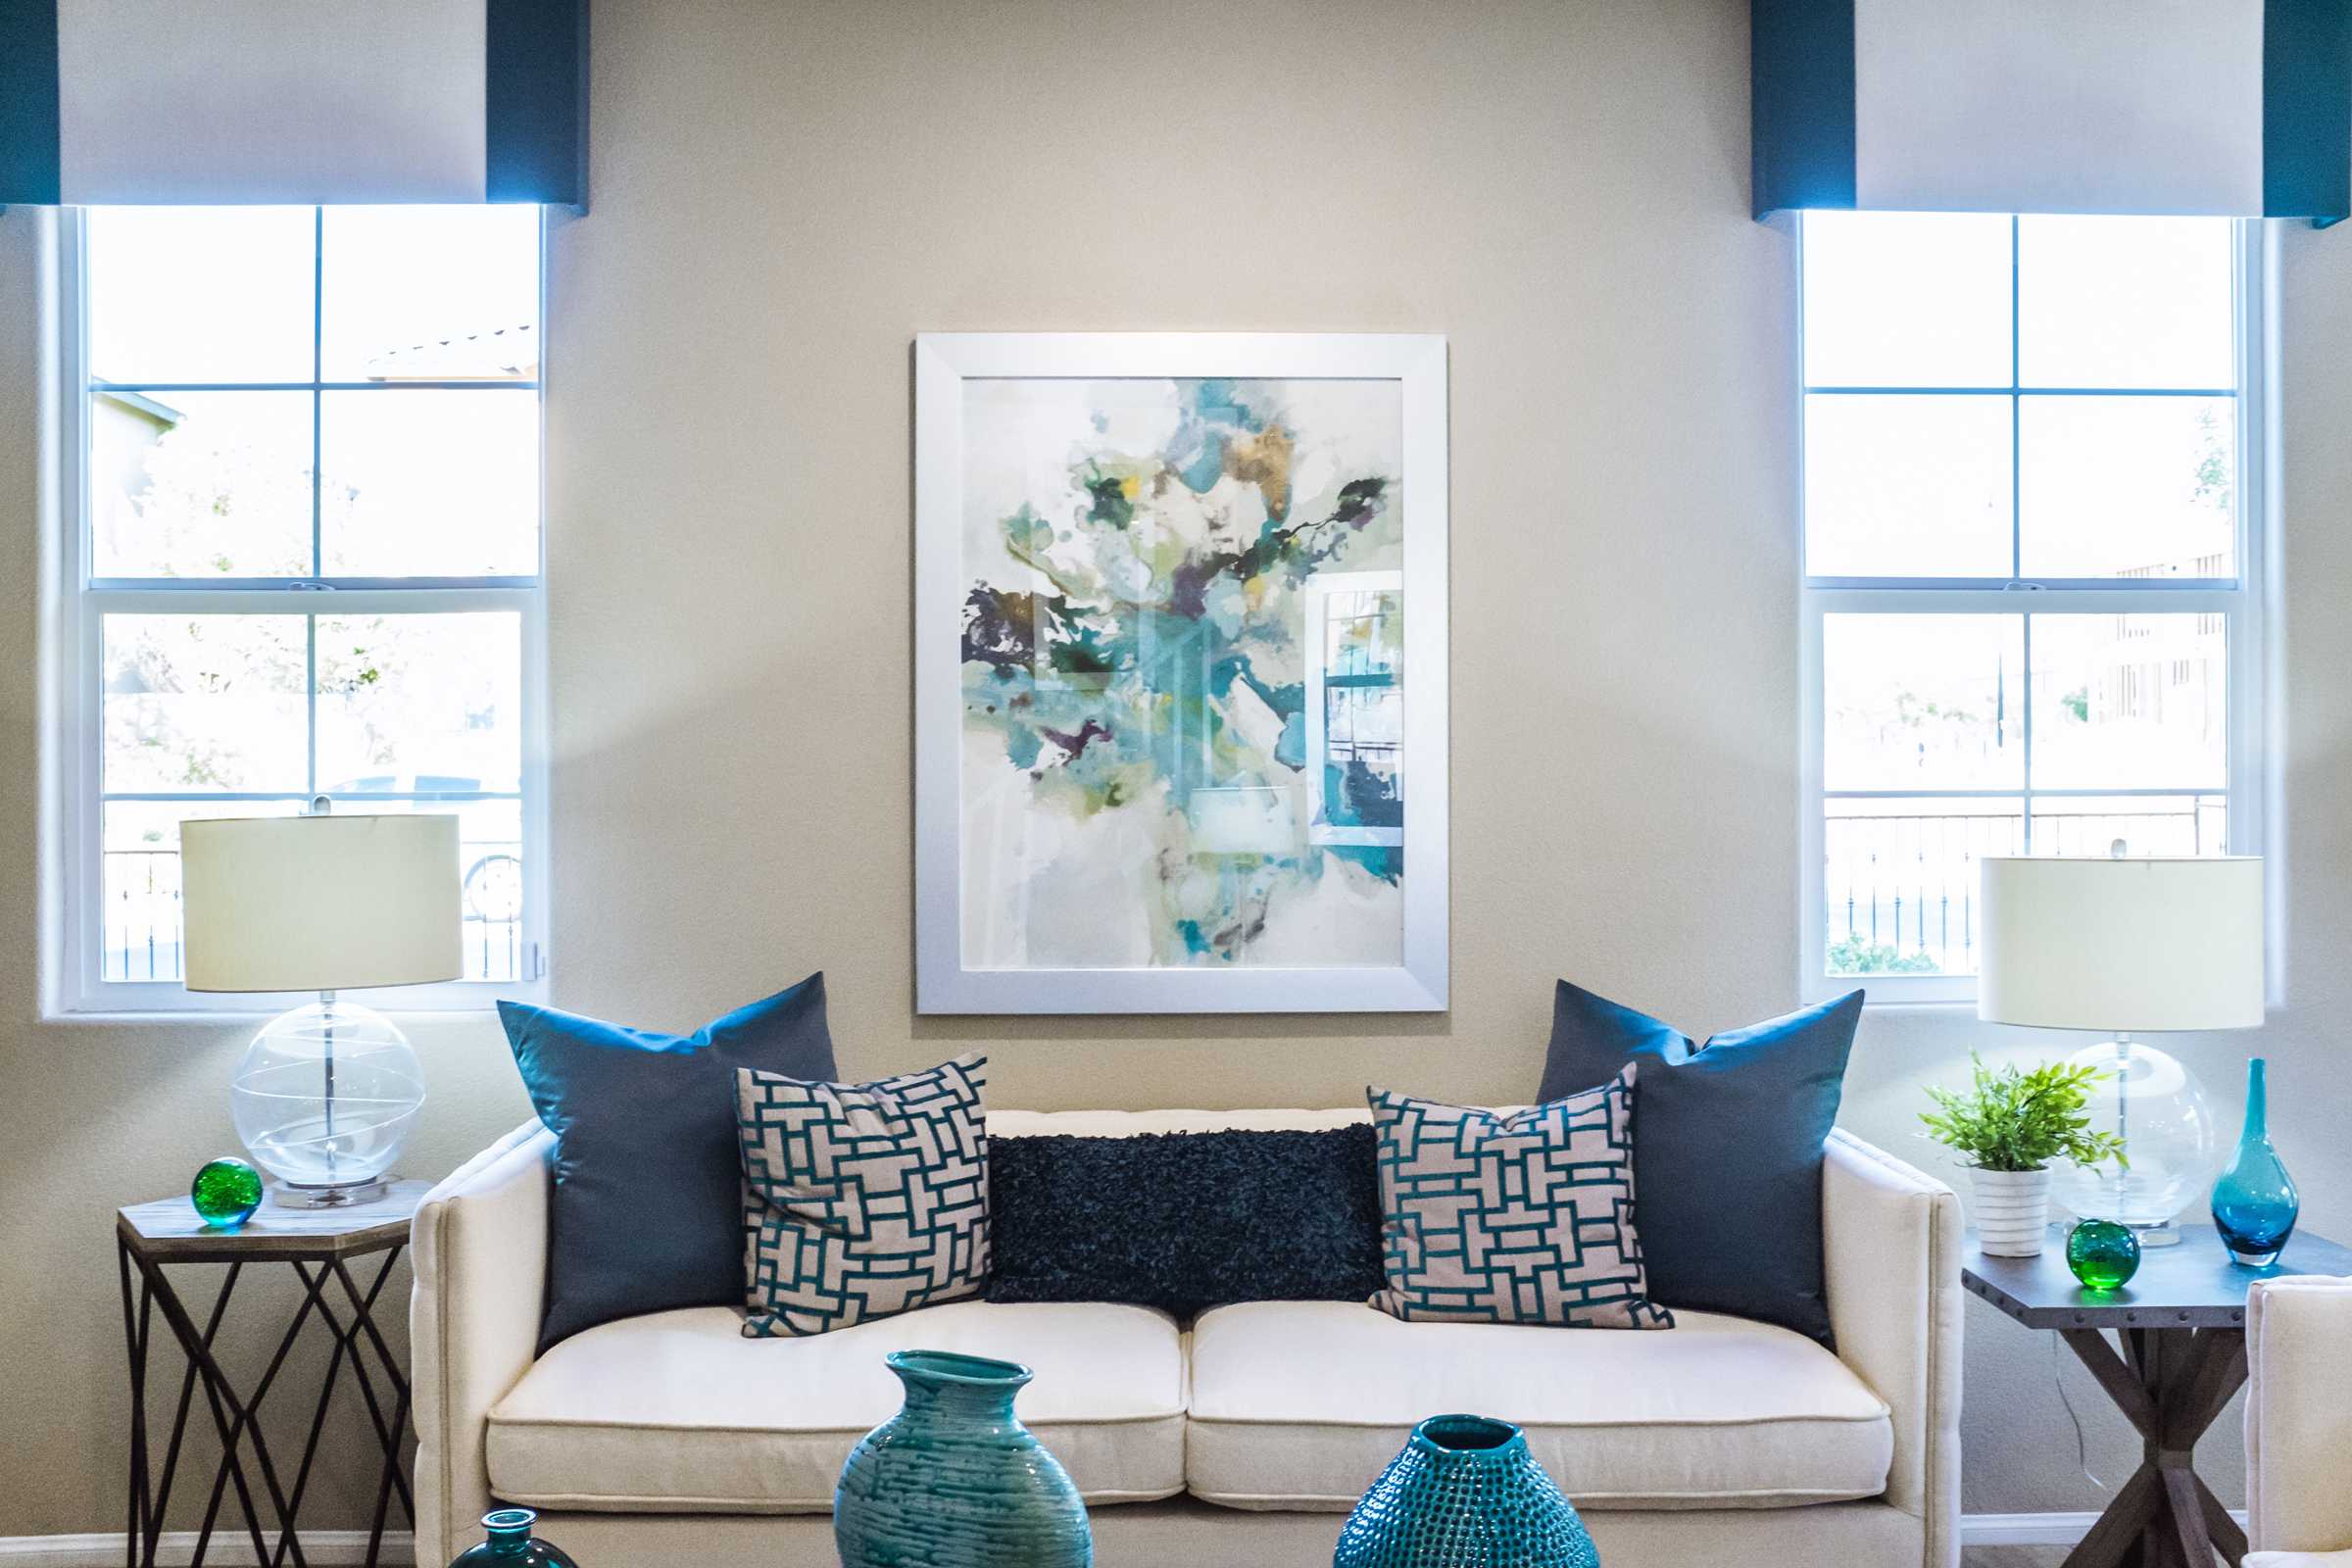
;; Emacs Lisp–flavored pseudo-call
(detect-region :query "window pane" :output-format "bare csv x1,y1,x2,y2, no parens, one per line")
319,390,539,575
85,208,315,385
1801,212,2013,388
2029,613,2227,790
100,801,307,982
1825,613,2025,791
91,390,314,578
2018,216,2234,389
1825,797,2022,976
321,207,541,382
315,612,523,795
103,615,308,793
2019,396,2235,579
2030,795,2227,858
1805,396,2012,577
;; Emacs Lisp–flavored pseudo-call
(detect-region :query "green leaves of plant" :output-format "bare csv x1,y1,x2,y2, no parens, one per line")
1919,1054,2129,1174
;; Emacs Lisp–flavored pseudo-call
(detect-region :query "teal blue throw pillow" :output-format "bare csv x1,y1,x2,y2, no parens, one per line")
1538,981,1861,1345
500,975,837,1350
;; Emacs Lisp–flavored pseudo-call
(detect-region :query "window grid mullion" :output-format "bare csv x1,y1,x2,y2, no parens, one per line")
312,206,325,580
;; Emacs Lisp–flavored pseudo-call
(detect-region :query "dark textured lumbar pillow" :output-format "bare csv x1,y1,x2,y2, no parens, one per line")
499,975,836,1351
1368,1067,1673,1331
986,1127,1386,1317
1538,980,1862,1345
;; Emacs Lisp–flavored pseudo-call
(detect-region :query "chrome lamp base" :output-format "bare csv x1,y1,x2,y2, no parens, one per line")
270,1176,393,1209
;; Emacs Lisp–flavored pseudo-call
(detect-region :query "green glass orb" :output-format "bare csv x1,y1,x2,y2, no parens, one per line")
2067,1218,2141,1292
190,1157,265,1229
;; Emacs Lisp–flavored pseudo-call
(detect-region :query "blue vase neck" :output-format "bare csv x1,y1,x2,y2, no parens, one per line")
1411,1414,1528,1467
2241,1058,2269,1144
481,1510,535,1557
888,1350,1029,1427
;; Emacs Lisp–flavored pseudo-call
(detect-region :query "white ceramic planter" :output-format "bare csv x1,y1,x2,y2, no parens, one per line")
1971,1167,2054,1256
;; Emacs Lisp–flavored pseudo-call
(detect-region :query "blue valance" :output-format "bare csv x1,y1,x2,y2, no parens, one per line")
1754,0,2352,222
0,0,586,208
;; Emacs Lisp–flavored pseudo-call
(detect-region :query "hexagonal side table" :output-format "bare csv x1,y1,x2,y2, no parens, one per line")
117,1182,427,1568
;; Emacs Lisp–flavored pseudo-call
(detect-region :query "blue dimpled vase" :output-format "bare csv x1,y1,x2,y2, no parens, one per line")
2212,1057,2299,1267
1335,1414,1598,1568
834,1350,1092,1568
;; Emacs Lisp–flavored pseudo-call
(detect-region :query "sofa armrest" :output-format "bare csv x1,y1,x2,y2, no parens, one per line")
412,1121,554,1565
2246,1274,2352,1554
1822,1128,1963,1568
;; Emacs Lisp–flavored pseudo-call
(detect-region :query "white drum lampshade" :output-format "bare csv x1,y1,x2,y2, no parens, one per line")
182,812,462,1205
1979,856,2264,1239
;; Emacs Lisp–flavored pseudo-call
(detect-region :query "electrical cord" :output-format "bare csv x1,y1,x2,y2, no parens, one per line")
2051,1332,2110,1492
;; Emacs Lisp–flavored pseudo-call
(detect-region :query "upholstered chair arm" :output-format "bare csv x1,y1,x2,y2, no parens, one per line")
1822,1128,1964,1568
2246,1274,2352,1555
411,1121,554,1566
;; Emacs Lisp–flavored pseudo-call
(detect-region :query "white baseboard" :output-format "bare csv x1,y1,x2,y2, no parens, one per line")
0,1533,415,1568
1959,1508,2250,1547
0,1515,2254,1563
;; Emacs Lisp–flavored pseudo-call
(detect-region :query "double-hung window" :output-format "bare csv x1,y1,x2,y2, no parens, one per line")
57,205,548,1011
1799,213,2264,1002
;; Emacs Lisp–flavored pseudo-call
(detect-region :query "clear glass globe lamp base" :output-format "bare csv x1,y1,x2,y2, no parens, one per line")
2047,1037,2220,1246
229,994,424,1206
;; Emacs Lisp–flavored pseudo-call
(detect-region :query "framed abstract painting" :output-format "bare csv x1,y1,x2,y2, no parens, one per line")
914,333,1448,1014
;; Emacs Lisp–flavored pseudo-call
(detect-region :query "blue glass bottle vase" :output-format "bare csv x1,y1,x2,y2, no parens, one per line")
2212,1057,2298,1267
446,1509,575,1568
1334,1414,1597,1568
834,1350,1092,1568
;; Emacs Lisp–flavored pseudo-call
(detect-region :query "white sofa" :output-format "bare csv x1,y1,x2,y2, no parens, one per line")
413,1108,1963,1568
2246,1274,2352,1567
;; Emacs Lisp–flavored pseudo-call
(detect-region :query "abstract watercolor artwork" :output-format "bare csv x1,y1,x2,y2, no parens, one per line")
915,334,1447,1013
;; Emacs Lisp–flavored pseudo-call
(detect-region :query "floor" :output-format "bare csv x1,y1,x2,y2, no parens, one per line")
1965,1551,2069,1568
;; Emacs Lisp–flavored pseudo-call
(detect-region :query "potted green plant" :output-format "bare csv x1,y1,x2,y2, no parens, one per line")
1921,1055,2126,1256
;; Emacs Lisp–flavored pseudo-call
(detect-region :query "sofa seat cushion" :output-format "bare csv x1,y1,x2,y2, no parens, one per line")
1186,1301,1892,1511
486,1300,1186,1512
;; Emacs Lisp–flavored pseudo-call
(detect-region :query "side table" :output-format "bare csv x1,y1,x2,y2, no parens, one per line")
117,1181,428,1568
1965,1224,2352,1568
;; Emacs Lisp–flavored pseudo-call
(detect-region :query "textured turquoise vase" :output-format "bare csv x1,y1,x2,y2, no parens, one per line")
835,1350,1092,1568
189,1157,265,1229
2212,1057,2299,1266
2066,1219,2141,1292
1334,1414,1598,1568
446,1509,577,1568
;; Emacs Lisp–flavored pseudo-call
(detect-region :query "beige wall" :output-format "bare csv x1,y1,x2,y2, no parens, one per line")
4,0,2350,1541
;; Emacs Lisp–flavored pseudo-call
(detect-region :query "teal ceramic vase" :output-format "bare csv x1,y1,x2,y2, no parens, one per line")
447,1509,576,1568
1334,1414,1597,1568
834,1350,1092,1568
2212,1057,2299,1266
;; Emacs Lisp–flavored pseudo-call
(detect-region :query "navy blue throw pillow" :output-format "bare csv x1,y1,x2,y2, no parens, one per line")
500,975,837,1350
1538,980,1862,1346
986,1128,1386,1317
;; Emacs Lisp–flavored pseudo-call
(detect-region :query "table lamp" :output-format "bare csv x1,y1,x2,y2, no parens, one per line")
1979,852,2264,1246
180,805,461,1206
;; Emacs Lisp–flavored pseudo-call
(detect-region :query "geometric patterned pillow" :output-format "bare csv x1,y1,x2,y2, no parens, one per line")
1367,1066,1673,1331
735,1054,990,1338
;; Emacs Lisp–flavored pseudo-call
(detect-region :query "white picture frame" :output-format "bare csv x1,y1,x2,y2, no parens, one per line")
913,332,1448,1014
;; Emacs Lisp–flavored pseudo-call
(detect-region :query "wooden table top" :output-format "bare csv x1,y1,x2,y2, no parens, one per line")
118,1179,429,1261
1964,1223,2352,1330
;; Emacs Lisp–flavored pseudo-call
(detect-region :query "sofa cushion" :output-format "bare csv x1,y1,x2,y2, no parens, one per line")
737,1055,991,1337
486,1300,1186,1512
1185,1300,1892,1511
988,1127,1386,1316
1538,980,1862,1346
499,976,837,1352
1368,1069,1670,1331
